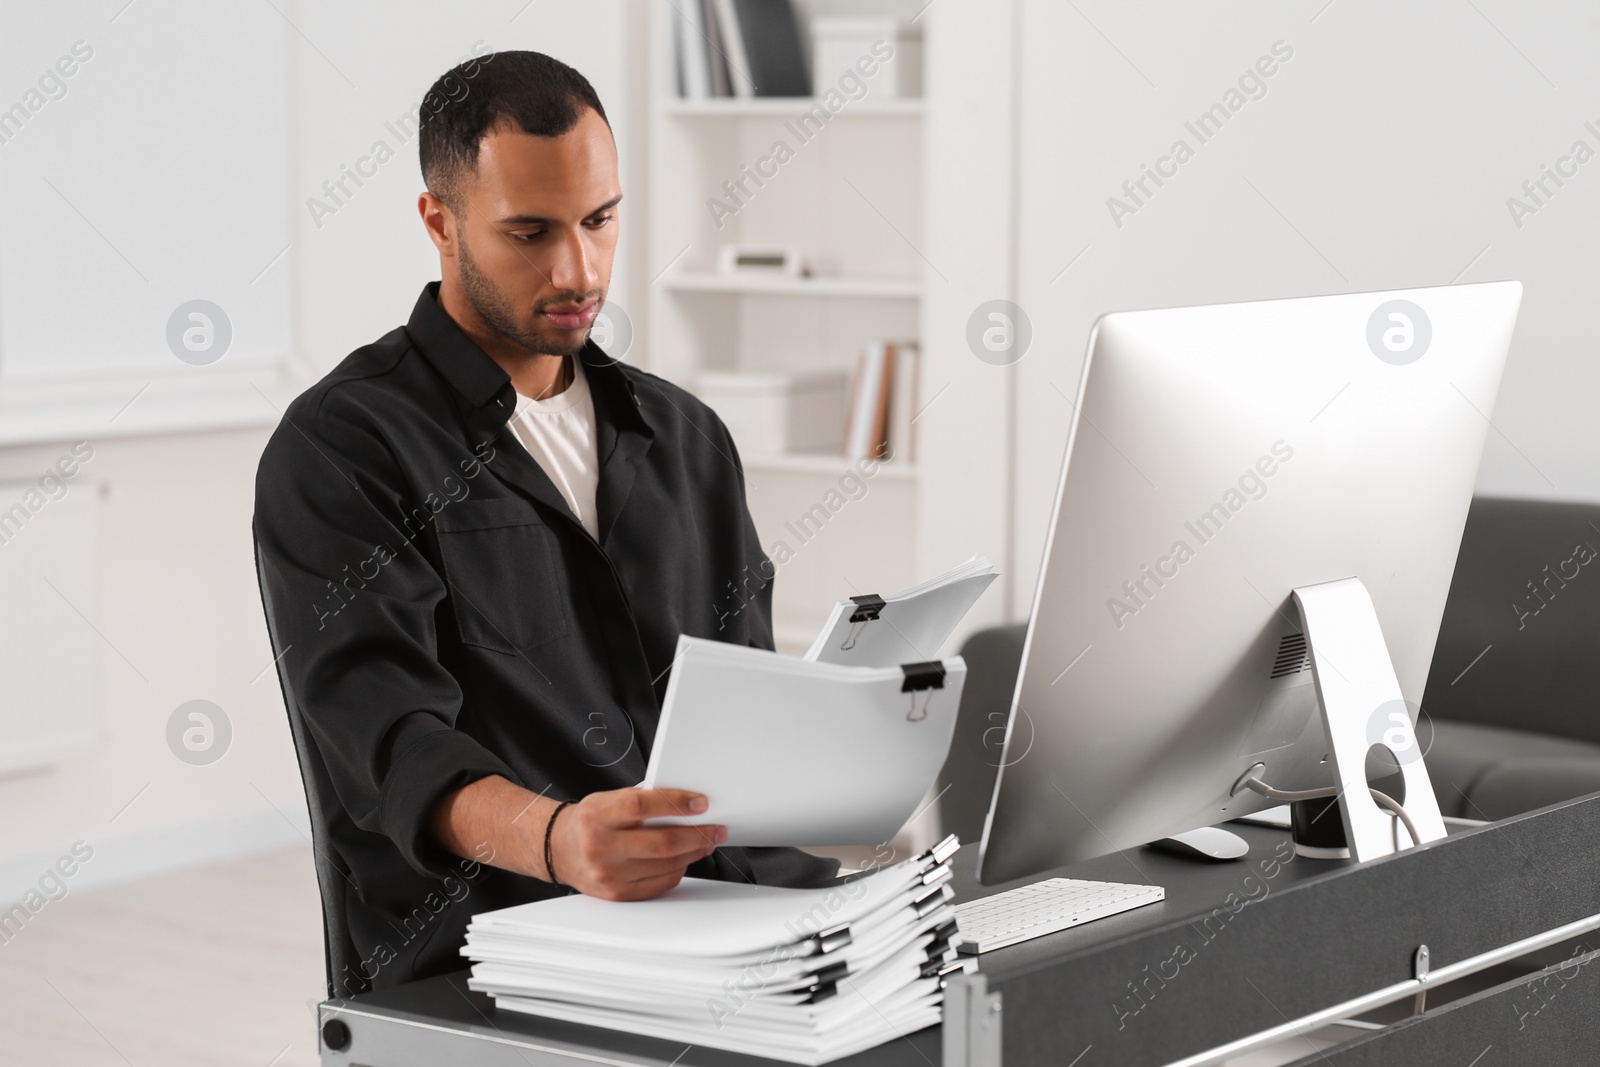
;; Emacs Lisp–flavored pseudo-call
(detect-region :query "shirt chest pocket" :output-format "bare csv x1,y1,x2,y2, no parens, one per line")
435,498,571,654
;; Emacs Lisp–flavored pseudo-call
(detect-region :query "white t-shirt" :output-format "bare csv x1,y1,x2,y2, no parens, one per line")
506,359,601,540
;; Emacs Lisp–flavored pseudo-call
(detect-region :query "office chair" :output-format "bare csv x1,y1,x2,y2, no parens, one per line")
935,625,1027,847
253,537,368,1001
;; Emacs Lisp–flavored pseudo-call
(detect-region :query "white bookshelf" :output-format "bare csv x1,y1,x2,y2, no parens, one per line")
644,2,929,653
662,98,925,119
741,451,920,479
662,272,921,300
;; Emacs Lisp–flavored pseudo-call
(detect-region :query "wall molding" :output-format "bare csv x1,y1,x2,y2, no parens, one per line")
0,806,313,905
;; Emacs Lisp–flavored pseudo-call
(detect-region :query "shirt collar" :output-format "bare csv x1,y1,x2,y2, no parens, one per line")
404,282,650,440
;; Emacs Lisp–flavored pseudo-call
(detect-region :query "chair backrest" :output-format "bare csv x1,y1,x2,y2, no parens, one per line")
936,624,1027,847
1421,496,1600,745
253,537,368,1000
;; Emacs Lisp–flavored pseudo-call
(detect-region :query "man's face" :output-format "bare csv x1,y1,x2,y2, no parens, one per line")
445,108,621,357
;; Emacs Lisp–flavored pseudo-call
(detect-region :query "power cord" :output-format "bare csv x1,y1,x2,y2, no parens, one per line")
1238,776,1422,848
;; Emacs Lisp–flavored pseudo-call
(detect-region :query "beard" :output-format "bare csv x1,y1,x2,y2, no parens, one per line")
457,231,600,358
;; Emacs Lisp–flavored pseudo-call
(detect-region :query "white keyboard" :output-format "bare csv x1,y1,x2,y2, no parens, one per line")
953,877,1165,953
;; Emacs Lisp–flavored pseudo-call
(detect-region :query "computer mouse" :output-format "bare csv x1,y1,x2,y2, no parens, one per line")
1148,826,1250,861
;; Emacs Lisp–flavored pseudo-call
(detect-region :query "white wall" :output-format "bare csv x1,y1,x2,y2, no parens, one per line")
916,0,1020,627
0,1,292,381
0,2,653,893
288,0,648,373
1003,0,1600,612
0,427,307,898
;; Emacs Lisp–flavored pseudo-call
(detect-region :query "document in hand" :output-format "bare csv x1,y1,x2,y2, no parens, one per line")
640,637,966,845
804,555,997,668
464,835,967,1066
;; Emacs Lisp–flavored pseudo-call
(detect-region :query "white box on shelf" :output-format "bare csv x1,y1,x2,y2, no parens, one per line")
811,17,923,99
695,370,849,456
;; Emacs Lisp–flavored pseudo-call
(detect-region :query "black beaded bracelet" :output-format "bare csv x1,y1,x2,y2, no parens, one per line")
544,799,574,888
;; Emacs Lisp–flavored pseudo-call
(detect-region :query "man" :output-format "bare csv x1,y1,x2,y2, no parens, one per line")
254,51,838,994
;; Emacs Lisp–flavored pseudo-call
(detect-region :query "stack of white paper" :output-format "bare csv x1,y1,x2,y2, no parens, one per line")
464,836,965,1065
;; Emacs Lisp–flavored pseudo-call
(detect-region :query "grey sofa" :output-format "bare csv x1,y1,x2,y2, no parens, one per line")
938,496,1600,844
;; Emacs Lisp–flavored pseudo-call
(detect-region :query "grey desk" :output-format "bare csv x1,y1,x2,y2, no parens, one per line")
318,794,1600,1067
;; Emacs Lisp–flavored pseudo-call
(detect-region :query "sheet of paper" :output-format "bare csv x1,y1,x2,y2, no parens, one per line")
467,848,941,958
639,637,966,846
805,555,997,667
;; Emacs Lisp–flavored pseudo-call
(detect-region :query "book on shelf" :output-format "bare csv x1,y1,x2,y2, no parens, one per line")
842,340,919,463
842,342,889,462
888,341,920,463
712,0,756,97
673,0,710,98
725,0,811,96
701,0,734,97
678,0,809,99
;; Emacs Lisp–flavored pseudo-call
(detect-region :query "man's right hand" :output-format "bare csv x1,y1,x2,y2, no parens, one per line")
430,776,725,902
549,787,726,900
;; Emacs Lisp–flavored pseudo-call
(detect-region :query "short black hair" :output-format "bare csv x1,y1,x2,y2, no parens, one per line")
418,50,609,210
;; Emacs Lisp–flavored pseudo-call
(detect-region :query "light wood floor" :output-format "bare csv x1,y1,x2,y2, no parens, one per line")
0,844,325,1067
0,841,900,1067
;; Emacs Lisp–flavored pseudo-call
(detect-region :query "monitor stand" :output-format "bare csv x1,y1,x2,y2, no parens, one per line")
1290,577,1449,861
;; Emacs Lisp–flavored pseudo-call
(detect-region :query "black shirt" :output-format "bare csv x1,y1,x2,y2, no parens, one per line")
253,284,839,993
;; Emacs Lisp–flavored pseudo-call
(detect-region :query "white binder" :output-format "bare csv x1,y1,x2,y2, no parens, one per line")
640,636,967,846
804,554,997,668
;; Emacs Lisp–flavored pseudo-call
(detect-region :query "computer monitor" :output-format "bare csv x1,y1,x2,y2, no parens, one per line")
977,281,1523,885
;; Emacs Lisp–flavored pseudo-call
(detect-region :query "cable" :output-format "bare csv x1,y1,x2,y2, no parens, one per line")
1239,779,1338,804
1239,777,1422,848
1368,788,1422,848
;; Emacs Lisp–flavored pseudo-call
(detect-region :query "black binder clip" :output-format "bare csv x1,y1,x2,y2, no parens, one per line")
900,661,945,722
919,834,961,867
811,960,850,985
802,980,839,1004
840,594,886,651
816,922,853,954
936,959,971,989
912,881,951,917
